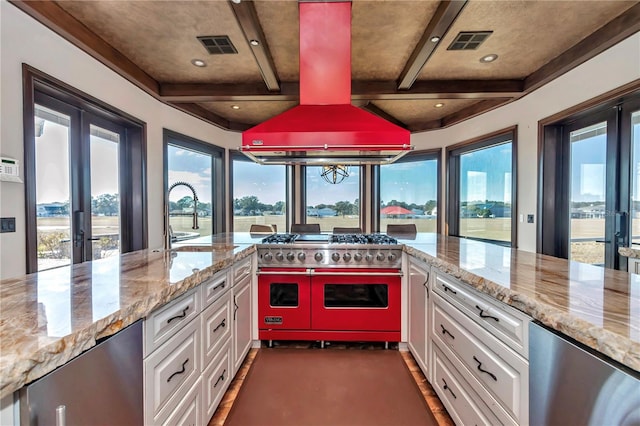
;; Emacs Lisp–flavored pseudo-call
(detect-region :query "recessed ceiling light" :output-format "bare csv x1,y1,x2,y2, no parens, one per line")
231,105,240,110
430,36,440,43
230,0,241,4
434,103,444,108
191,59,206,67
249,39,260,46
480,54,498,63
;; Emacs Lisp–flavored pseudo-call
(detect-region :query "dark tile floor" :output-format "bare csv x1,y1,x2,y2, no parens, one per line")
208,342,454,426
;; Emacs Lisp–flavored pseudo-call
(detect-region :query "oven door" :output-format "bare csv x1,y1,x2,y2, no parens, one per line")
258,268,311,330
310,268,401,331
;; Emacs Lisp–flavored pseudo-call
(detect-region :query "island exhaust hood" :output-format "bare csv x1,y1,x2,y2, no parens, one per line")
240,1,412,165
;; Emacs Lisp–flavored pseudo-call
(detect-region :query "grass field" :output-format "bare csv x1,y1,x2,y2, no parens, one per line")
37,216,637,267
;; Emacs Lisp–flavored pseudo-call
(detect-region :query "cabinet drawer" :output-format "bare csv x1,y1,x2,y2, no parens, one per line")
145,288,201,356
201,292,232,369
233,257,252,284
202,269,230,307
432,343,503,426
202,338,232,425
154,377,202,426
433,271,529,356
433,293,527,422
144,317,201,418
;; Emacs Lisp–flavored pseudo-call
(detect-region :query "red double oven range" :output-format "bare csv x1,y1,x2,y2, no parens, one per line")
257,233,403,345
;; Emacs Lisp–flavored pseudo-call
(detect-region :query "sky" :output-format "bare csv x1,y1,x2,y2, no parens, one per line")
167,145,212,203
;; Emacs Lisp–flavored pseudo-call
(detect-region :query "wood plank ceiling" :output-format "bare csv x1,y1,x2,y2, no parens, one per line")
11,0,640,133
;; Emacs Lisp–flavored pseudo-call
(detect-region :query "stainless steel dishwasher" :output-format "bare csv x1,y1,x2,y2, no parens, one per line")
530,322,640,426
19,320,143,425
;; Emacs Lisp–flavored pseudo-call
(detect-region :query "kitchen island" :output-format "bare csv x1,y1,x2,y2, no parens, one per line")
1,233,638,409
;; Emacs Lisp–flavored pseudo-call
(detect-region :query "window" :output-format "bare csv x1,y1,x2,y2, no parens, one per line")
539,87,640,270
378,152,439,233
447,128,517,246
24,66,147,273
232,155,288,232
305,166,361,233
164,130,224,243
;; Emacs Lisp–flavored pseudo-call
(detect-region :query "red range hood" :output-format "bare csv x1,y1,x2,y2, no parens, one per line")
241,1,412,165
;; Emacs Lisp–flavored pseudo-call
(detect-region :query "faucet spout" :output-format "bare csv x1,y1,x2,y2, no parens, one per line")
166,181,199,249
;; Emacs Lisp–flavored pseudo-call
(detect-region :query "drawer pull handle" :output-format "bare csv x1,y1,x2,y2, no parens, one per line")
475,305,499,322
167,359,189,383
214,369,227,388
440,324,455,340
443,285,457,295
212,282,226,292
167,306,189,324
213,318,226,333
441,379,456,399
473,356,497,381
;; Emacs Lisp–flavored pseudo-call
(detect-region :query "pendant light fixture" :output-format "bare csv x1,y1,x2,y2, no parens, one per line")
320,165,350,184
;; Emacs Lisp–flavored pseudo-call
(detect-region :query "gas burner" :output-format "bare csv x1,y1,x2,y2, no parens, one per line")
261,234,297,244
330,234,398,245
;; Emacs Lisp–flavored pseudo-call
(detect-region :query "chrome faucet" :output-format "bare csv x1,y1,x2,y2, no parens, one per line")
165,181,199,249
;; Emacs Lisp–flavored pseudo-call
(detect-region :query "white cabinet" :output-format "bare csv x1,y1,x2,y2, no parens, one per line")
628,257,640,274
428,269,530,426
407,257,429,377
232,259,253,374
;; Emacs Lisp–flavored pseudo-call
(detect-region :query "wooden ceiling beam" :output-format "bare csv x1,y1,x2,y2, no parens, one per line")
418,99,510,131
525,3,640,93
170,103,251,132
230,0,281,92
9,0,160,96
361,103,409,129
397,1,468,90
160,79,522,102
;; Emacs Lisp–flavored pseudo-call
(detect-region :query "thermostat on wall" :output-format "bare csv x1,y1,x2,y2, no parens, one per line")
0,157,23,183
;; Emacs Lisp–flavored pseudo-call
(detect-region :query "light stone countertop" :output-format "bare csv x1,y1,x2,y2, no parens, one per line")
619,246,640,259
1,232,639,398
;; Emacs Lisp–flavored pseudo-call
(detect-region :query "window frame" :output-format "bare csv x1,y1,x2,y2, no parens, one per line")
373,149,442,233
446,126,518,247
163,129,225,237
23,65,147,273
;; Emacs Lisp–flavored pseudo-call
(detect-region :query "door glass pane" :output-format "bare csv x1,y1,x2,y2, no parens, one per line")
569,121,607,265
306,166,360,232
380,158,437,233
35,105,72,271
459,142,512,243
167,145,213,242
270,283,299,307
323,284,388,308
90,125,120,260
631,111,640,246
233,160,286,232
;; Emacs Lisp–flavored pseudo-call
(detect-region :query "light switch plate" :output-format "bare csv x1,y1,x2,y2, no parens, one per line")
527,214,534,223
1,217,16,233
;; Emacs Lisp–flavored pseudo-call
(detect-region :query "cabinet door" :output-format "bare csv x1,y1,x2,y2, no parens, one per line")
408,259,429,376
233,275,252,374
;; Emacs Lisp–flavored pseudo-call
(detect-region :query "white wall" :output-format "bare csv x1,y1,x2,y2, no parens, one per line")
0,1,240,278
411,33,640,252
1,0,638,277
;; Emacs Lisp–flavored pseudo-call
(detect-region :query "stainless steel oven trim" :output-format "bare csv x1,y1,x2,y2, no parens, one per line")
257,269,402,277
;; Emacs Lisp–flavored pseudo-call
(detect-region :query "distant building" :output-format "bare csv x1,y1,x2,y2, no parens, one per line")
318,207,337,217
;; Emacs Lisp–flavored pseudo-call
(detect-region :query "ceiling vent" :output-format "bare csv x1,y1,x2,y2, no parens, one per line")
197,35,238,54
447,31,492,50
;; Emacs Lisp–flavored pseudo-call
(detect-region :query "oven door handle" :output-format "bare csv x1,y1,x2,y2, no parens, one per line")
257,269,312,276
310,271,403,277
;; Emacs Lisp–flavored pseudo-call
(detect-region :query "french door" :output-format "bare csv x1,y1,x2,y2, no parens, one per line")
32,92,125,271
540,92,640,270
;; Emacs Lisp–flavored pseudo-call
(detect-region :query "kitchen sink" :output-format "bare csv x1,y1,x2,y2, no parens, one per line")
171,244,239,252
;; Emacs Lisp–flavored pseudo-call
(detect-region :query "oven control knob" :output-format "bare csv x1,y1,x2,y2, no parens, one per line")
298,252,306,261
388,253,397,262
275,252,284,261
365,253,374,262
314,252,323,262
263,252,273,262
286,252,295,262
331,252,341,262
376,252,385,261
353,253,363,262
343,253,352,262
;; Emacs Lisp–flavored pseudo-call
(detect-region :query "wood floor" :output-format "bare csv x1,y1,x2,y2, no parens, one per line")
208,345,453,426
